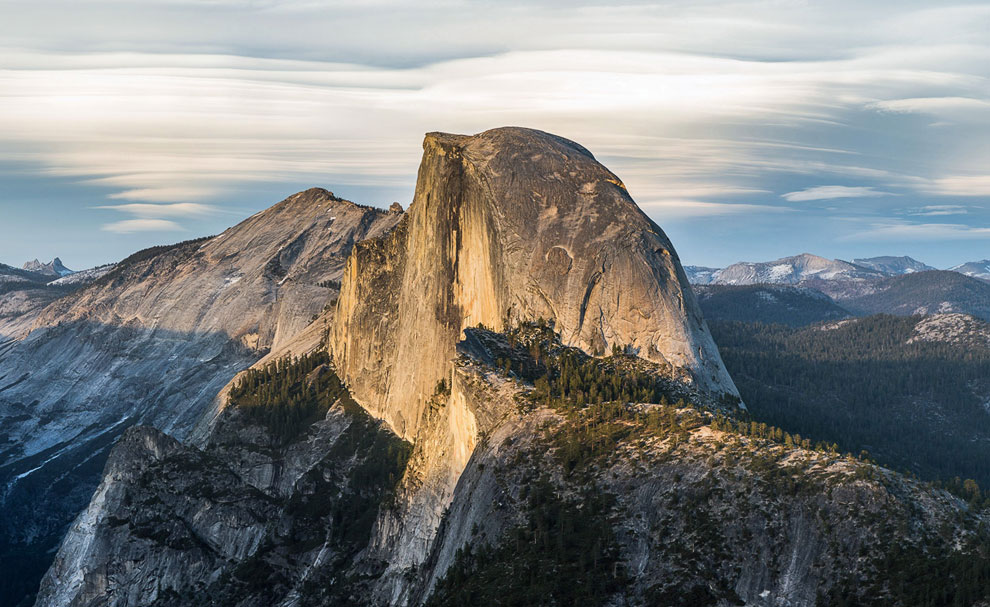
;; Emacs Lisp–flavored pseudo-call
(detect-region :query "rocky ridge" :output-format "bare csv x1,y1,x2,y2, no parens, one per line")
952,259,990,281
0,188,401,607
23,258,73,277
852,255,934,275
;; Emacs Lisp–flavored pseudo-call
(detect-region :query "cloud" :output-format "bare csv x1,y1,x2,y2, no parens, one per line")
782,186,891,202
101,219,185,233
0,0,989,269
869,97,990,115
910,204,969,216
94,202,217,217
638,199,791,219
845,221,990,241
922,176,990,197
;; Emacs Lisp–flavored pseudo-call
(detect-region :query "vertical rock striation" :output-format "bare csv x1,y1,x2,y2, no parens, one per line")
328,127,740,601
331,127,737,441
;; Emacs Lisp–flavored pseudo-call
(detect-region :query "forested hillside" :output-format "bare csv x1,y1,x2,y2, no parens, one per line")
711,315,990,487
840,271,990,320
694,284,850,327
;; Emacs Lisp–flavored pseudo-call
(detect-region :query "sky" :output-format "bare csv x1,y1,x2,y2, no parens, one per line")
1,1,990,270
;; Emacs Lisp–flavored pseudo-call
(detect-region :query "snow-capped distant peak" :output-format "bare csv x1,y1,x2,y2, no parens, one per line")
852,256,935,275
701,253,882,286
950,259,990,281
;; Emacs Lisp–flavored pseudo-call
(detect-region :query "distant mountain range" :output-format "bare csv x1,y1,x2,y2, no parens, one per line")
0,259,114,340
851,255,936,275
0,258,116,291
686,253,981,285
840,271,990,320
694,284,850,327
687,253,990,326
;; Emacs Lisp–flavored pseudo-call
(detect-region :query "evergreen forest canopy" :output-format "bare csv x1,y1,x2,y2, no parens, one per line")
710,315,990,488
229,350,355,445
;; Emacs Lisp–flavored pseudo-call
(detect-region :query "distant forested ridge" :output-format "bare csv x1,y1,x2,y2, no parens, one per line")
710,315,990,487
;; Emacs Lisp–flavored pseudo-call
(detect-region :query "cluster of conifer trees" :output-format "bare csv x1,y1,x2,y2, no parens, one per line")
492,321,670,409
229,350,351,444
426,479,625,607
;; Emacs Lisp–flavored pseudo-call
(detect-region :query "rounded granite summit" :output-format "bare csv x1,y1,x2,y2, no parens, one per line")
331,126,740,439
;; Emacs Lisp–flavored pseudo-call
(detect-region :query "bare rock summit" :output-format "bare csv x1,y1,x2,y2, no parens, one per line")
331,127,738,440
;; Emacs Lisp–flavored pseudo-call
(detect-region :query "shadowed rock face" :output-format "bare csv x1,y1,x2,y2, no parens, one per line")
331,127,738,440
0,188,401,607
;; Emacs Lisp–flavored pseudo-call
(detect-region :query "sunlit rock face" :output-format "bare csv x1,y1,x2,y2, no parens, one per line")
331,127,738,441
324,128,739,604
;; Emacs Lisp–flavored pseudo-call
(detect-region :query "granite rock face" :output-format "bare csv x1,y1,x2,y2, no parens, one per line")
0,189,401,607
324,128,740,603
34,401,406,607
331,127,738,442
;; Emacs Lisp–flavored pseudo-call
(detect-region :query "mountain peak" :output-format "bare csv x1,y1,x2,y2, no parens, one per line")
950,259,990,281
22,257,73,277
424,127,597,162
705,253,877,286
851,255,934,275
331,127,739,438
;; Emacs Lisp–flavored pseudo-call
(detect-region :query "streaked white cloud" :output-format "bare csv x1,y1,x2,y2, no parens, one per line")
870,97,990,115
94,202,217,217
910,204,969,216
101,219,185,233
638,199,791,219
923,175,990,197
0,6,985,207
0,0,989,267
782,186,891,202
845,221,990,241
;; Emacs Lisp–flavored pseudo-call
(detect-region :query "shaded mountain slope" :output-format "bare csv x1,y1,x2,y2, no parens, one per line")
710,315,990,486
0,188,402,607
839,270,990,320
35,325,990,607
694,284,850,327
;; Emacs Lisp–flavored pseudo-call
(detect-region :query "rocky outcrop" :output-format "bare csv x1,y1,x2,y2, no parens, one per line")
35,393,412,607
23,258,73,277
325,128,739,602
35,327,990,607
34,426,276,607
331,127,737,442
0,188,401,607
